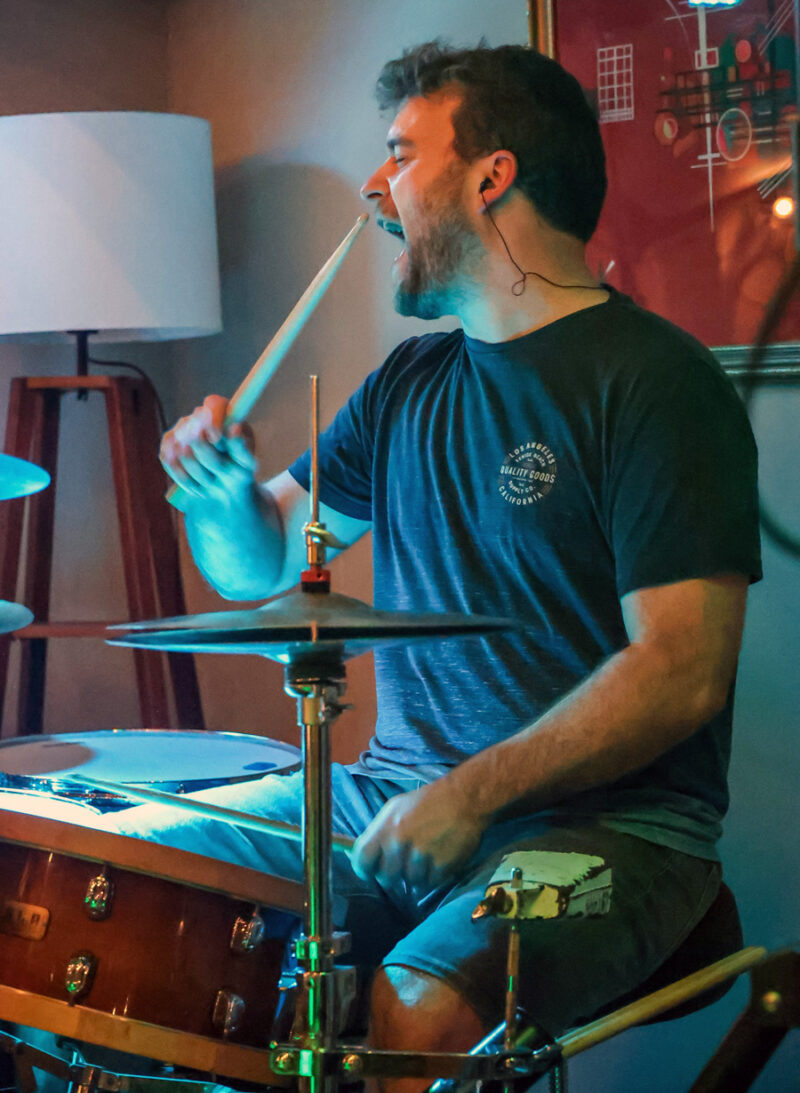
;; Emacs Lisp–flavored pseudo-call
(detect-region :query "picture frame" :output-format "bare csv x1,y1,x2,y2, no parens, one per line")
532,0,800,376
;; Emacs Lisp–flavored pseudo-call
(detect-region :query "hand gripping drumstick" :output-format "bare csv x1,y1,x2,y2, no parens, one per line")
167,212,370,512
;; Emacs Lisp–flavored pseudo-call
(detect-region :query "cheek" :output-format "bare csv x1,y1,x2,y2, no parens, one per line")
387,177,406,213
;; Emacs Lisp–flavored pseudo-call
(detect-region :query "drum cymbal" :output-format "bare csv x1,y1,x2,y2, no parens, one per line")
108,589,518,664
0,453,50,501
0,600,33,634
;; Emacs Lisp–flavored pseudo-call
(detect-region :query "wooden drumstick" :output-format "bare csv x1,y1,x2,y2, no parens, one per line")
71,773,356,857
167,212,370,512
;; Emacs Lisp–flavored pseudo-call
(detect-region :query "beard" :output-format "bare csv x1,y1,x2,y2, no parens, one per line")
393,165,483,320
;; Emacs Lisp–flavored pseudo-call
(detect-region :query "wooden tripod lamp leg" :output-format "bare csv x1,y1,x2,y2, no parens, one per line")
0,379,40,734
105,378,170,726
17,388,61,735
0,374,202,735
131,380,204,729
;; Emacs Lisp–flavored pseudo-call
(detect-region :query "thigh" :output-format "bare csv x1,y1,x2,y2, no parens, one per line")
382,823,721,1036
103,767,311,879
105,763,388,870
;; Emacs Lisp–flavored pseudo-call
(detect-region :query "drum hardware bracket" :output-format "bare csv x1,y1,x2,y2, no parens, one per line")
64,951,97,1004
303,522,346,553
85,869,114,921
293,931,351,962
268,1041,562,1083
290,966,358,1043
229,908,265,953
211,988,247,1037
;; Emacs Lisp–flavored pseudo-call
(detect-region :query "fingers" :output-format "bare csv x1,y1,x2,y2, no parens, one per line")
352,820,434,895
160,398,257,501
351,820,382,883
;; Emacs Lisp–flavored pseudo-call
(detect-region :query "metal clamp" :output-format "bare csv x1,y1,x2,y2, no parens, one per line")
294,930,351,962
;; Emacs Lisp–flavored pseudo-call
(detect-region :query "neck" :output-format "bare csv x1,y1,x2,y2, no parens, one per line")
457,209,608,343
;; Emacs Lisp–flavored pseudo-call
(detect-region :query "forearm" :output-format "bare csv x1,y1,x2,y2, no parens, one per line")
184,483,288,600
444,640,725,825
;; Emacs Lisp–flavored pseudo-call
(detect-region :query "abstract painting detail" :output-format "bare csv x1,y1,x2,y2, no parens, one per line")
558,1,800,347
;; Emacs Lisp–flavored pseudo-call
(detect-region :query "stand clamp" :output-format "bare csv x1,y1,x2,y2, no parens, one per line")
269,1042,562,1086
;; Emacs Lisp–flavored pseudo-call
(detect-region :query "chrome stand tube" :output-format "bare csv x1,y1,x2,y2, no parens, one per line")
285,666,346,1093
302,686,334,986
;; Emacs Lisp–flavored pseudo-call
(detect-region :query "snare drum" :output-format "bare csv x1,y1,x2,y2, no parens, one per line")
0,803,303,1083
0,729,300,811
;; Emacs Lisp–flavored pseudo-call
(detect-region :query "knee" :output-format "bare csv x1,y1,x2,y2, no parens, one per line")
370,965,486,1052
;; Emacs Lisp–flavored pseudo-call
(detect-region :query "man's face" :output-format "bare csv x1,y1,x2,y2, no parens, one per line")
361,92,482,319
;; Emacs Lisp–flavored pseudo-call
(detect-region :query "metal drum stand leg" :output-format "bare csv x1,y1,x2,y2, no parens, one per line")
283,661,348,1093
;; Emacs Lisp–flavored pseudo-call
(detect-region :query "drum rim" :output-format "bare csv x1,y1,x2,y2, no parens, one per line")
0,982,289,1085
0,809,303,913
0,727,301,755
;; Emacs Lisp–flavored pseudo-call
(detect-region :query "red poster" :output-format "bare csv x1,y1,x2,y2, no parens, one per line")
557,1,799,347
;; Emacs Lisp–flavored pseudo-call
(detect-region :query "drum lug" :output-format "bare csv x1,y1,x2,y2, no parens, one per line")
84,869,114,920
64,952,97,1003
230,908,265,953
212,989,246,1037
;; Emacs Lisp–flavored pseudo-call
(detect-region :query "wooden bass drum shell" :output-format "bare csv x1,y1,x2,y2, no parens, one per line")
0,804,303,1083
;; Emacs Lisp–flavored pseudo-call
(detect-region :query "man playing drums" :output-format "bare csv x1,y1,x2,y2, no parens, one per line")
121,42,760,1088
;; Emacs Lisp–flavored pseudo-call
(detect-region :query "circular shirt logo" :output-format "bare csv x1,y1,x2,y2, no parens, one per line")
498,440,557,505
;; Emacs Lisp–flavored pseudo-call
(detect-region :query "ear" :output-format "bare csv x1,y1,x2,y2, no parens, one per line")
475,151,518,211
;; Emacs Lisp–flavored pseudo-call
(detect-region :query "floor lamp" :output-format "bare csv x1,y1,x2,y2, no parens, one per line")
0,111,222,735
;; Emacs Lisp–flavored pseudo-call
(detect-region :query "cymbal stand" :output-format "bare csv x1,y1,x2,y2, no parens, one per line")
279,375,350,1093
283,663,347,1093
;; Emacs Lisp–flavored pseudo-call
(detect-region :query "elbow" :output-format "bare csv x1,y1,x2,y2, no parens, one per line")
673,656,733,731
691,675,732,725
636,640,735,734
201,568,278,603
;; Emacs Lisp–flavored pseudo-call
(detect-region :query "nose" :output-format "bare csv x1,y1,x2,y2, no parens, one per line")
360,161,391,202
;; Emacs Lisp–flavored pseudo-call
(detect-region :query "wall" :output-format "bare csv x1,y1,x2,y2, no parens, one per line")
0,0,172,735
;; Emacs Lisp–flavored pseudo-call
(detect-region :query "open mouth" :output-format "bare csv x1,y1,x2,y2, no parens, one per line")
378,219,406,242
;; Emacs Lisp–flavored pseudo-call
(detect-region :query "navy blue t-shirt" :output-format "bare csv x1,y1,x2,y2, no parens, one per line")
289,291,761,858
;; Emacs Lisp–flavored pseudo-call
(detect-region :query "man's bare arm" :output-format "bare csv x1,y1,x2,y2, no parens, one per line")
352,573,749,890
185,471,370,600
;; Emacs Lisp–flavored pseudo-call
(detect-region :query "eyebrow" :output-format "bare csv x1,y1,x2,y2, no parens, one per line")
387,136,415,152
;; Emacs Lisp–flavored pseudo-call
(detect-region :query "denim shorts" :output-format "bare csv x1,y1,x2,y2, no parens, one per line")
107,765,722,1035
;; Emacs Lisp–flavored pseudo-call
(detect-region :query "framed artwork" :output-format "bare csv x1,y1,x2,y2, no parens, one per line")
543,0,800,361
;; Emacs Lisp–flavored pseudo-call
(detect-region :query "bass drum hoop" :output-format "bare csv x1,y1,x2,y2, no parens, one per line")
0,983,288,1085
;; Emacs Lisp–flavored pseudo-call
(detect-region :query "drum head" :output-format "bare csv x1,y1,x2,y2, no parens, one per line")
0,730,300,807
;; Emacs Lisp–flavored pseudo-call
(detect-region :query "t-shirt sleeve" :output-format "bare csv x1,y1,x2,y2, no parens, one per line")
607,354,762,597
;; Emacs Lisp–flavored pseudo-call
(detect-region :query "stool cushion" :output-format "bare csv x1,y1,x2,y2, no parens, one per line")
599,882,743,1023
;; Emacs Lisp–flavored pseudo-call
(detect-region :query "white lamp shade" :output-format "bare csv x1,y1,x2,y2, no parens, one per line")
0,111,222,341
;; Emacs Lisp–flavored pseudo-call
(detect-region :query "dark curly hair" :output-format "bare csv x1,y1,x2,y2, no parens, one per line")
375,41,606,243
